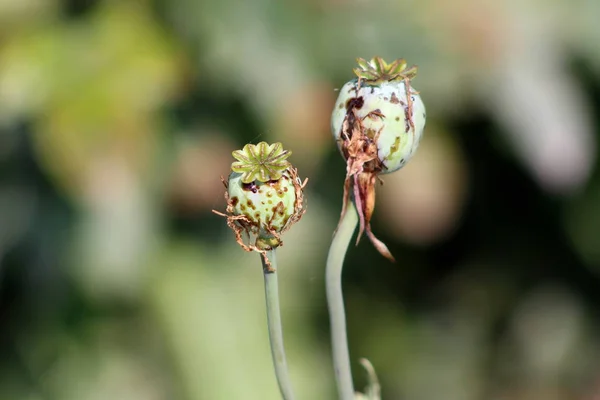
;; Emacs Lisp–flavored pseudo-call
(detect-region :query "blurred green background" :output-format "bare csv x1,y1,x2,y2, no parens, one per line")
1,0,600,399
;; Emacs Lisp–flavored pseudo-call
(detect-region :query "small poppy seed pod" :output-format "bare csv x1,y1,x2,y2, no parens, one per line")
213,142,307,265
330,57,426,261
227,169,300,244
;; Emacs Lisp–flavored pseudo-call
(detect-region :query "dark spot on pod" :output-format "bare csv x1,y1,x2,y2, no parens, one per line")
274,202,285,217
255,212,260,219
390,92,400,104
390,136,401,155
400,158,405,163
283,187,288,192
247,199,256,210
423,112,426,119
370,87,374,94
240,203,246,211
266,191,273,198
411,96,415,102
231,196,239,207
266,179,283,192
338,102,344,109
272,201,286,217
268,199,273,204
242,182,258,193
395,116,400,121
261,201,265,205
346,96,364,111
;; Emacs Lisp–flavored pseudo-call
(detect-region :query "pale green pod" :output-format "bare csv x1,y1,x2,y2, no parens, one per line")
214,141,305,252
331,79,426,173
227,169,298,239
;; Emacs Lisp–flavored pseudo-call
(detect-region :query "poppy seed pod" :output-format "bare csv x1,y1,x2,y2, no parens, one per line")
331,76,426,173
213,142,307,267
330,57,426,261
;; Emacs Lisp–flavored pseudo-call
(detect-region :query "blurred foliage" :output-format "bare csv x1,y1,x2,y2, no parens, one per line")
1,0,600,399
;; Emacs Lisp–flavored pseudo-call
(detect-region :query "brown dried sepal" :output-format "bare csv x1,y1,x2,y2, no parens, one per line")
285,166,308,232
212,168,307,271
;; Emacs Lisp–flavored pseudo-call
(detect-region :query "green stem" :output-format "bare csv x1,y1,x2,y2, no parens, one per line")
326,199,358,400
261,249,296,400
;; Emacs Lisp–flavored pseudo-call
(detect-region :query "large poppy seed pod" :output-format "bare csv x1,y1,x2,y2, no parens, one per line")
330,57,426,261
213,142,306,264
331,57,426,174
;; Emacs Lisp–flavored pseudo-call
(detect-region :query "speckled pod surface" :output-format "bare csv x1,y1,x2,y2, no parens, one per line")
331,79,426,173
227,169,298,238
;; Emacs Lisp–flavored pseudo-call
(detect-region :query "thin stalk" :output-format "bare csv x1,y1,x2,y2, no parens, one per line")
326,199,358,400
261,249,296,400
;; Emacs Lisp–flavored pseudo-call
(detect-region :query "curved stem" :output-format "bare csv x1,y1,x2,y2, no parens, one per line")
261,249,296,400
326,199,358,400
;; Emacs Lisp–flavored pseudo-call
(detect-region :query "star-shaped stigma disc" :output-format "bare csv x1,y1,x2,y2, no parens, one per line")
353,56,418,85
231,142,292,183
